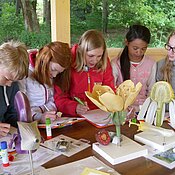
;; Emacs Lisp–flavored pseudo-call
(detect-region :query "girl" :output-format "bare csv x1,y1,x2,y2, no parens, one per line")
19,41,71,123
54,29,115,116
0,40,29,136
111,25,156,111
156,31,175,93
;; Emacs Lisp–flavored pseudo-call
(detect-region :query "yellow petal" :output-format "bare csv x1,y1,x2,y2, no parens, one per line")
136,82,142,92
124,82,142,110
85,91,108,112
99,92,124,112
93,84,114,96
116,80,135,101
118,80,134,88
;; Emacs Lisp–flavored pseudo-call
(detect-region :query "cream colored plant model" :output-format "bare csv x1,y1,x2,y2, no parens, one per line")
86,80,142,145
137,81,175,127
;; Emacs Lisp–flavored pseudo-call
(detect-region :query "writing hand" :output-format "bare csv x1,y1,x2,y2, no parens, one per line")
76,102,89,115
41,111,57,124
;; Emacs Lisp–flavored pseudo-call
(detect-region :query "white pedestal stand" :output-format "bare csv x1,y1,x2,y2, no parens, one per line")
93,135,148,165
134,131,175,151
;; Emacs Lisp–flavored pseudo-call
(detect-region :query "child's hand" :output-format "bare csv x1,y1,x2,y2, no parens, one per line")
76,102,89,115
41,111,57,123
0,123,10,136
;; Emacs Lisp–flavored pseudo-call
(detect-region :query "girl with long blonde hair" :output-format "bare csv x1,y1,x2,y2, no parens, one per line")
157,31,175,92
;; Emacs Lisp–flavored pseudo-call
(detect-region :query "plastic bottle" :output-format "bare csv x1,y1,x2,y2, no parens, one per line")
46,118,52,139
1,141,9,167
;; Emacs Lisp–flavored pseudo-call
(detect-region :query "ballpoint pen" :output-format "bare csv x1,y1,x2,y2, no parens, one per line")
57,123,73,129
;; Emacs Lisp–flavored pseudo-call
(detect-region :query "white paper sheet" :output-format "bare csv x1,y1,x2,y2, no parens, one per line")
41,134,90,157
0,146,61,175
46,156,120,175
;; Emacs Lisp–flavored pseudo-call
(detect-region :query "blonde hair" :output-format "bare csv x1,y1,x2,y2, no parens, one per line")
33,41,71,92
75,29,108,72
0,40,29,80
160,31,175,83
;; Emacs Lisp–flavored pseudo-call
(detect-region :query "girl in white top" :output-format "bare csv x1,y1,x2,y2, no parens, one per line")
19,41,71,123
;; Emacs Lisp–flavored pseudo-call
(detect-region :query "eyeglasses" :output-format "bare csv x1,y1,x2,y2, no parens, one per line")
165,44,175,53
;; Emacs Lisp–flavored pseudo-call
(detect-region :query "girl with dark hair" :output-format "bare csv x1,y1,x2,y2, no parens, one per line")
111,25,156,111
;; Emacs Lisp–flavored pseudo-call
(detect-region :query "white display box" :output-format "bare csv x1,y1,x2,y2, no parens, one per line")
134,131,175,152
93,135,148,165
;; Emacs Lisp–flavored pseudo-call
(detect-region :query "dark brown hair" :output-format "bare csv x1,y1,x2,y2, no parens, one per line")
120,25,151,80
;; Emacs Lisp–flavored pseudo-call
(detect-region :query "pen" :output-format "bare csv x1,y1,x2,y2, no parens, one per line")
74,97,85,106
57,123,72,129
44,104,62,117
44,104,50,111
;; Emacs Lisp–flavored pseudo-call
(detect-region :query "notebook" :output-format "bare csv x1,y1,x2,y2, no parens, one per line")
81,109,113,128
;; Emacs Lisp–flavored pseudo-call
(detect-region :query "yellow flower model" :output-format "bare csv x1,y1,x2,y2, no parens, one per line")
85,80,142,145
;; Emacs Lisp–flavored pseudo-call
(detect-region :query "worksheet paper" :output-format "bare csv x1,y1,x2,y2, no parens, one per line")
41,134,90,157
0,146,61,175
46,156,120,175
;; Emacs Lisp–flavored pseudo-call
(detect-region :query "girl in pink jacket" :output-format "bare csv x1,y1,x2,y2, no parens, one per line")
54,30,115,116
111,25,156,112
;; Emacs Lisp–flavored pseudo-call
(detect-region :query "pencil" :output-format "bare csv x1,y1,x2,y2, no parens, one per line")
44,104,50,111
87,72,90,92
74,97,85,106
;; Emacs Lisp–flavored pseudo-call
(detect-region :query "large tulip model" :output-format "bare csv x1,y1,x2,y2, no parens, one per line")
86,80,142,146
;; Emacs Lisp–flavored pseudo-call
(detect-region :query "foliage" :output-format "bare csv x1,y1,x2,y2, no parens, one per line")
71,0,175,48
0,3,24,43
1,1,175,48
18,24,51,49
0,2,50,48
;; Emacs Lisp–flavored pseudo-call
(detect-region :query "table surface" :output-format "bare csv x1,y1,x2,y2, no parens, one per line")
40,120,175,175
